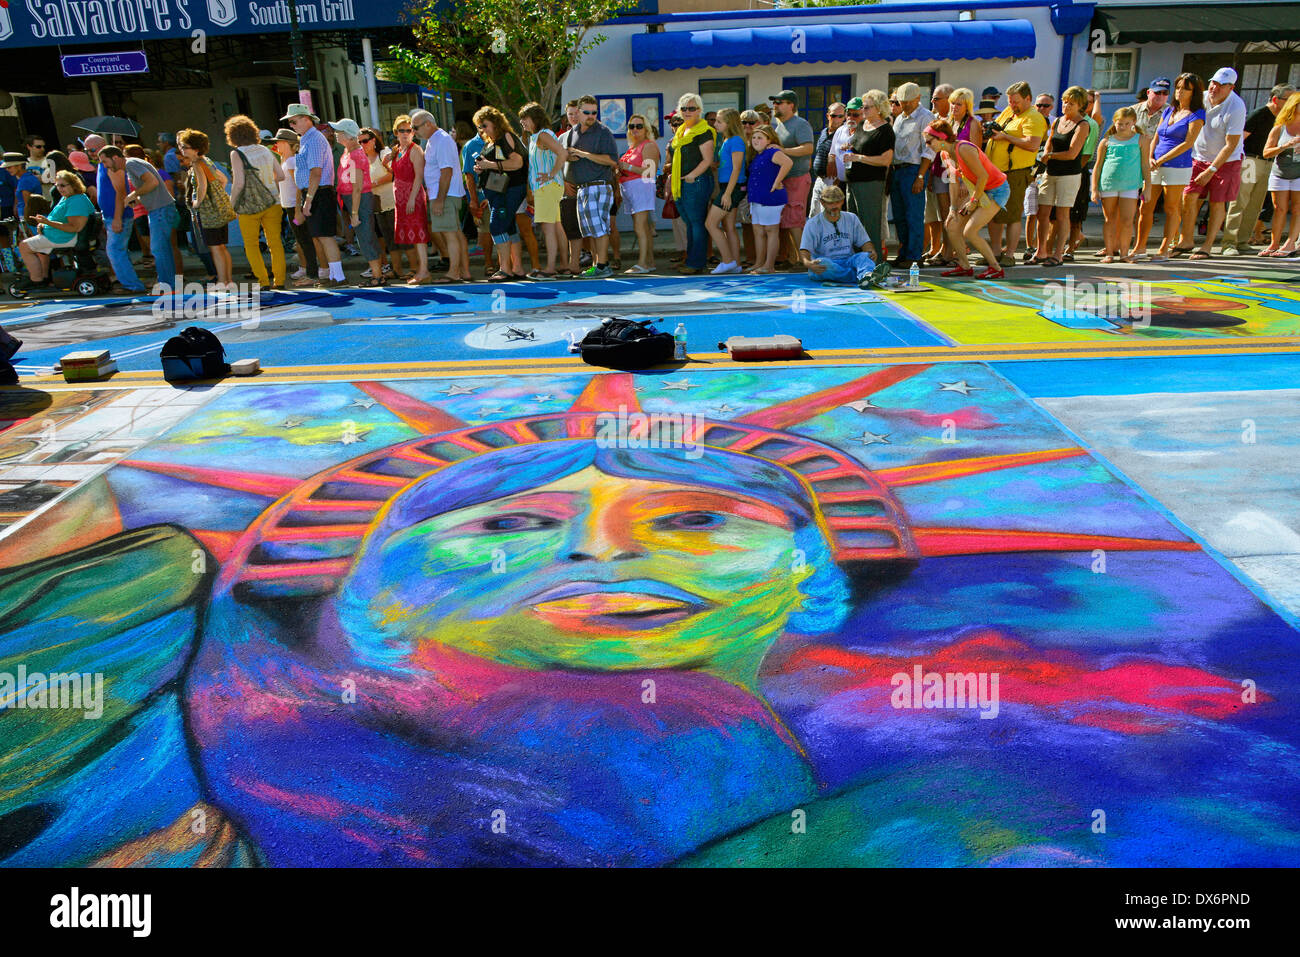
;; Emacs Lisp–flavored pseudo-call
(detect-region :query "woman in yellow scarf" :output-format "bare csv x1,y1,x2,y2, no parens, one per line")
669,93,716,274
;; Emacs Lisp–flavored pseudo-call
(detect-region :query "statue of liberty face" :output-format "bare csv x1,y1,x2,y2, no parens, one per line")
337,457,848,689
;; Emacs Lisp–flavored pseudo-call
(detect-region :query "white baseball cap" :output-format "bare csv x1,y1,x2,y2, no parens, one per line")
1210,67,1238,85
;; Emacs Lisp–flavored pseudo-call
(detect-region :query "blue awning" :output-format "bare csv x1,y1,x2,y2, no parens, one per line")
630,19,1037,72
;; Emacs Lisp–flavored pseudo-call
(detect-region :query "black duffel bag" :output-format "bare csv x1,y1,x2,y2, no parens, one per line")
160,326,230,380
577,318,674,370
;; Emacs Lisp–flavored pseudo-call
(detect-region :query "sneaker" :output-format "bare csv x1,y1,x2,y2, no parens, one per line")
579,252,592,267
344,244,360,258
858,262,892,290
624,264,654,274
291,267,307,280
710,262,735,275
1220,246,1240,257
361,267,374,278
382,263,394,276
722,262,743,274
582,264,613,278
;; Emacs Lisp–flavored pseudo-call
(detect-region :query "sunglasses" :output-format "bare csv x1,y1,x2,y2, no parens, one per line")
581,110,598,116
396,128,412,134
680,106,700,112
741,120,757,125
359,136,373,143
627,123,644,130
829,113,845,119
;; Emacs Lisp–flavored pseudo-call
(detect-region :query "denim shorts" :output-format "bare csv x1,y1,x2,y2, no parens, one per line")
986,181,1011,210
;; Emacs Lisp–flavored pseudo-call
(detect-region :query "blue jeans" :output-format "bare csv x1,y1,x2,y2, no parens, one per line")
680,173,714,269
813,252,877,284
487,183,526,244
889,162,925,261
105,217,145,291
147,205,179,287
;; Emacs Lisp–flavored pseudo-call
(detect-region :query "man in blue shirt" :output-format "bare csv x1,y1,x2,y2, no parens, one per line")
157,132,182,176
281,102,344,286
4,152,43,228
798,186,891,289
461,130,491,264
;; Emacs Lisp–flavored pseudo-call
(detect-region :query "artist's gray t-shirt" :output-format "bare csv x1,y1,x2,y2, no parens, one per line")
800,210,869,260
124,158,172,213
774,114,815,179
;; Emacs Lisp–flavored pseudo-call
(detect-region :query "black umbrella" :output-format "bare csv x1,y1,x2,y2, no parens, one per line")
71,116,143,137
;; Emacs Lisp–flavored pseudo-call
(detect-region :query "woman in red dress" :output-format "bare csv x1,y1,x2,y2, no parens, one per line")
391,114,431,284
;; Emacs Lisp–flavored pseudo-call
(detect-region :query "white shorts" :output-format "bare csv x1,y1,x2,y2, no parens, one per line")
24,232,77,255
1268,173,1300,192
1039,173,1080,208
1024,179,1039,217
620,177,656,215
750,203,782,227
1099,189,1141,199
1151,164,1192,187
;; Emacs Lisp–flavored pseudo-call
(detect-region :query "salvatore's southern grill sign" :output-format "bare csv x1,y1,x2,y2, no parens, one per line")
0,0,410,46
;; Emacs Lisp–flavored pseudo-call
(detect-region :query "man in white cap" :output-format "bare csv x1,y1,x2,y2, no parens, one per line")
798,185,891,289
410,109,469,282
1177,67,1247,258
281,102,345,286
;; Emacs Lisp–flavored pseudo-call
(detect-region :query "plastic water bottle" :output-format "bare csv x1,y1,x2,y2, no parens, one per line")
673,323,688,360
908,262,920,289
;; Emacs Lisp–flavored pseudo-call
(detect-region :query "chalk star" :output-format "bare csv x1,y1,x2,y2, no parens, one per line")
634,386,647,393
660,380,697,391
281,415,310,428
843,399,879,413
350,397,377,409
437,384,478,396
939,381,981,395
712,404,737,414
339,428,371,445
532,394,554,403
478,407,505,416
855,430,891,446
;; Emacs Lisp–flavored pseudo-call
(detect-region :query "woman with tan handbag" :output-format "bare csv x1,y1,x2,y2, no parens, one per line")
180,128,236,289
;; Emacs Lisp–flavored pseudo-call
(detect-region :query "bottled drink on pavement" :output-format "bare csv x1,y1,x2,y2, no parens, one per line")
674,324,687,360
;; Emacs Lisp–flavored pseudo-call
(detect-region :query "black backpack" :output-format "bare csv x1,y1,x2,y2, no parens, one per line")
578,318,674,370
160,326,230,380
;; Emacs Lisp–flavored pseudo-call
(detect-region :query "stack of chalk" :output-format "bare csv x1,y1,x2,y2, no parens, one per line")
60,350,117,382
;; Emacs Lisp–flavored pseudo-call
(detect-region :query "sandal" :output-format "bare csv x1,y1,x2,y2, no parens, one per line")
1039,257,1062,267
1258,246,1281,257
488,271,512,282
1167,245,1194,258
1188,250,1211,260
527,270,557,279
359,277,386,287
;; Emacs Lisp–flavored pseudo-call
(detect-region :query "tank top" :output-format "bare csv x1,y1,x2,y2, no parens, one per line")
1275,125,1300,180
1098,133,1143,192
528,129,563,191
1046,118,1082,176
954,141,1007,190
483,133,528,189
746,147,787,206
619,140,649,184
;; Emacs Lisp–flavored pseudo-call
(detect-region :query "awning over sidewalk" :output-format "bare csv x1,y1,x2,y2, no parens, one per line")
1093,4,1300,44
630,19,1037,73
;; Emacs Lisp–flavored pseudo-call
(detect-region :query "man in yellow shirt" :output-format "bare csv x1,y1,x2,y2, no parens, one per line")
985,81,1047,264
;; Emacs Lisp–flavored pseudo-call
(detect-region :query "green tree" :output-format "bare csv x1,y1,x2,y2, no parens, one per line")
390,0,641,117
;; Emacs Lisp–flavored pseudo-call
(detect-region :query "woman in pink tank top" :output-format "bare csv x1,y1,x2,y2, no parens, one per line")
924,117,1007,280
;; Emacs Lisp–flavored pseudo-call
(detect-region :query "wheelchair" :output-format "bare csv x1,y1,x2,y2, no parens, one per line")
6,211,113,299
